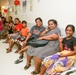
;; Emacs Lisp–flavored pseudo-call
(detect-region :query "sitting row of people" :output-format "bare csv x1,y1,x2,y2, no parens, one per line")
2,16,76,75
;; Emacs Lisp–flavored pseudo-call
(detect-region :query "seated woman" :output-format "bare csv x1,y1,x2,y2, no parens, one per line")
24,19,61,74
14,17,45,64
40,25,76,75
6,18,22,53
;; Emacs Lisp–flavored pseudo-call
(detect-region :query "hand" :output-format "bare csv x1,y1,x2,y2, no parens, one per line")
37,37,43,40
23,40,27,46
18,50,22,54
58,36,63,43
45,26,49,32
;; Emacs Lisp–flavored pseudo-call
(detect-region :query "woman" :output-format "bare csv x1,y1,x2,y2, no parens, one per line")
24,19,61,74
6,18,22,53
40,25,76,75
8,16,13,23
14,17,45,64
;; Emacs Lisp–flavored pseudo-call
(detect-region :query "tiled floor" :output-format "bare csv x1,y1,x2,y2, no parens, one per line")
0,39,76,75
0,39,36,75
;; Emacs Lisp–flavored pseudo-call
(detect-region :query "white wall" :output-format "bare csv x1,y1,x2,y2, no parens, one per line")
9,0,76,36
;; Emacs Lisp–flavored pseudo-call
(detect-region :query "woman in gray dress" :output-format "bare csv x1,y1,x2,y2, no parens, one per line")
24,19,61,74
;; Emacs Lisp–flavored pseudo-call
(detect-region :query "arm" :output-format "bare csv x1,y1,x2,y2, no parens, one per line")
38,34,59,40
60,46,76,57
24,33,32,42
59,37,64,51
40,27,49,37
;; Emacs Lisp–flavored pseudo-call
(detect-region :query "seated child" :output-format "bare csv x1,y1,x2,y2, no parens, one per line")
0,21,9,39
3,21,14,43
6,21,29,53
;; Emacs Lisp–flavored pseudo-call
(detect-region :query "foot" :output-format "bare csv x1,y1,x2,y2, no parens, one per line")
31,71,40,75
6,50,12,53
6,48,12,53
19,55,23,59
24,64,31,70
14,50,19,53
14,59,23,64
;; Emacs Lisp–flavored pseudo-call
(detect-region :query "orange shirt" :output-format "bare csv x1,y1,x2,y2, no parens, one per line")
15,23,22,31
20,27,29,37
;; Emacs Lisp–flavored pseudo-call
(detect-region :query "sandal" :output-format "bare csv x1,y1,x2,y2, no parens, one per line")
6,48,12,53
19,55,23,59
24,64,31,70
14,59,23,64
31,71,40,75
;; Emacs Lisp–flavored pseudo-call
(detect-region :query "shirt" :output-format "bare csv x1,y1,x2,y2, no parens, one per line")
62,37,76,51
30,25,45,38
20,27,29,37
15,23,22,31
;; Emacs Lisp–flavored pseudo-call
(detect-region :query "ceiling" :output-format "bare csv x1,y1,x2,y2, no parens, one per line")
0,0,9,6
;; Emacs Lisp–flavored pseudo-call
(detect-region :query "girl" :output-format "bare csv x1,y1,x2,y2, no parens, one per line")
40,25,76,75
14,21,29,64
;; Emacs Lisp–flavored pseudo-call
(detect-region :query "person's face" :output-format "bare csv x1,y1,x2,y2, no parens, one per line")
36,20,42,28
5,23,9,26
65,27,74,37
8,17,12,21
14,19,19,24
22,23,27,28
9,23,13,27
48,21,56,30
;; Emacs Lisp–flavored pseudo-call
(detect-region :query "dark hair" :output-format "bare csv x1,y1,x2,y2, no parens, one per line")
48,19,58,26
9,21,14,24
35,17,43,22
5,21,9,23
15,18,20,22
65,24,75,32
22,20,27,24
9,16,12,19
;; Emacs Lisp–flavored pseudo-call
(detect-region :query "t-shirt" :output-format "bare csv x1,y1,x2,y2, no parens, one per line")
8,26,13,34
20,27,29,37
30,25,45,38
62,37,76,51
15,23,22,31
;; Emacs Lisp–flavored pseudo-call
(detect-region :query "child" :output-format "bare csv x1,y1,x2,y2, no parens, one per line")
3,21,14,43
0,21,9,39
14,21,29,64
40,25,76,75
6,20,29,53
15,20,29,53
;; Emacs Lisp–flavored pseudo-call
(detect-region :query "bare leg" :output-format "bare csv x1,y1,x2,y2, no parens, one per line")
6,39,14,52
33,56,42,73
15,42,21,53
40,66,46,75
18,46,29,59
26,54,33,66
18,46,29,54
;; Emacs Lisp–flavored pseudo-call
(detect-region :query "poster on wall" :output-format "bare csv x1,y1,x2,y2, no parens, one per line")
22,0,27,15
30,0,33,11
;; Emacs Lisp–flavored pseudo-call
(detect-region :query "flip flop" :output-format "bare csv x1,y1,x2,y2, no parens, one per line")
31,71,40,75
24,64,31,70
14,59,23,64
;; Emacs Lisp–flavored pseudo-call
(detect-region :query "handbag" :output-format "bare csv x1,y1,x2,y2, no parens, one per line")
27,39,49,47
